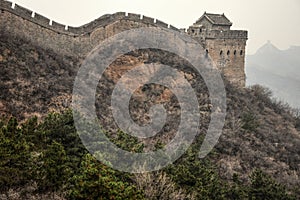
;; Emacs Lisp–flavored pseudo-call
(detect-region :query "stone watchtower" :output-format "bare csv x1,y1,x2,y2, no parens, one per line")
187,12,248,87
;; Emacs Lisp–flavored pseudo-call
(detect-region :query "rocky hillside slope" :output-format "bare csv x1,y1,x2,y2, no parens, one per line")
1,28,300,194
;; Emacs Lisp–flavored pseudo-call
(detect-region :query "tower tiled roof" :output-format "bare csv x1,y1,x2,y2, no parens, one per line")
196,12,232,26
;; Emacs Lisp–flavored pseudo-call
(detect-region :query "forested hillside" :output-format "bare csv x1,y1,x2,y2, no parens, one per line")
0,27,300,199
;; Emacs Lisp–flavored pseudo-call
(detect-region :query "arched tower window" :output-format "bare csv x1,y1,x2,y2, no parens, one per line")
227,50,230,55
234,50,237,55
205,49,209,58
220,50,223,56
240,50,243,55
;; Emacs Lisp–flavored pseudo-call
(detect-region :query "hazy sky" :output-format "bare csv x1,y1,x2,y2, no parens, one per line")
11,0,300,54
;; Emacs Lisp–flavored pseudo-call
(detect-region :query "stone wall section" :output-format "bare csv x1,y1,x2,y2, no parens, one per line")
205,38,247,86
0,0,247,86
0,1,179,57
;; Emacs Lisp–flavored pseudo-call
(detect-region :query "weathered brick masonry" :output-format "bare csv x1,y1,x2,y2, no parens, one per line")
0,1,247,86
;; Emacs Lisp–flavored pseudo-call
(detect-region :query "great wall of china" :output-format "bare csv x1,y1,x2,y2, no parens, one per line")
0,0,247,86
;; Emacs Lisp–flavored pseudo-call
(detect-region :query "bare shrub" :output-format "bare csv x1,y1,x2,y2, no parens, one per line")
0,187,65,200
134,171,195,200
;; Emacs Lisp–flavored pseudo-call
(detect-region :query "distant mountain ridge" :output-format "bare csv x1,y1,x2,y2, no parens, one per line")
246,41,300,108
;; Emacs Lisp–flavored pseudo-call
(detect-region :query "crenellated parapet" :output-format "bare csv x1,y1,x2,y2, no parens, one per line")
204,30,247,39
0,1,71,34
0,0,179,36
